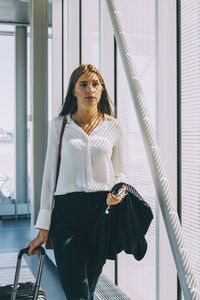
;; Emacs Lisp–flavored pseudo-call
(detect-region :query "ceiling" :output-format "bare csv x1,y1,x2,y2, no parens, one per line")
0,0,52,26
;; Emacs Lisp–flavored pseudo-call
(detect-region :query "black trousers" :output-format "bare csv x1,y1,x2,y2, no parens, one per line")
50,190,109,300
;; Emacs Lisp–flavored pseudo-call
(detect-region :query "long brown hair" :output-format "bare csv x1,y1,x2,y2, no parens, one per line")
59,64,117,117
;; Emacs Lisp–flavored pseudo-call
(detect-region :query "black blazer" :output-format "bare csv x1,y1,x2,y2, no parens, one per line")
89,182,154,265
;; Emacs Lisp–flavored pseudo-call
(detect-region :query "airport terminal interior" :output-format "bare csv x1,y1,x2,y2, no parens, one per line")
0,0,200,299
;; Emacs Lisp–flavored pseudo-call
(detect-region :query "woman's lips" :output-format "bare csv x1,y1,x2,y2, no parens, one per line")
86,96,95,99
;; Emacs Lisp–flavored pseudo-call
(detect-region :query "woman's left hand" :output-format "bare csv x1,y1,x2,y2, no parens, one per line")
106,184,126,206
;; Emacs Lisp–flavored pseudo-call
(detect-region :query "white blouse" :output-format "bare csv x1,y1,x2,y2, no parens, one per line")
35,113,127,230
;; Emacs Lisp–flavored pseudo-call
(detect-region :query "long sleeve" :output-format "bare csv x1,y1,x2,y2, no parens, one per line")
111,121,127,184
35,118,60,230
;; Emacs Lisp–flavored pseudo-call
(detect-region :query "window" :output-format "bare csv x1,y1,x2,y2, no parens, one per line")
116,1,156,299
0,25,15,216
180,0,200,298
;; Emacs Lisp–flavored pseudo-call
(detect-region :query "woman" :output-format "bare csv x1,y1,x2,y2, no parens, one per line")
26,64,127,300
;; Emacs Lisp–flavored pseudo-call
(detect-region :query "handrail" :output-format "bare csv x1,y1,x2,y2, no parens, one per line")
105,1,200,299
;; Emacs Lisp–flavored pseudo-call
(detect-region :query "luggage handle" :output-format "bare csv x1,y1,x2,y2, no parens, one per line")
11,246,46,300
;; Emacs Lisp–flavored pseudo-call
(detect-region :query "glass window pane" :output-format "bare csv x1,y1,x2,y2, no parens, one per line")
180,0,200,298
0,25,15,216
116,1,156,299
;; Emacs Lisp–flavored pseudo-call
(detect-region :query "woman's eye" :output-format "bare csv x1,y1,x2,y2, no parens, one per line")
79,83,99,87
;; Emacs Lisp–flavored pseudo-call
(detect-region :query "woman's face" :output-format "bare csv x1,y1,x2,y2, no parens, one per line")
73,71,103,109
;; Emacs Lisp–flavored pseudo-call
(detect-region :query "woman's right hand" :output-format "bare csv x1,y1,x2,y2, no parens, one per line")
26,229,49,256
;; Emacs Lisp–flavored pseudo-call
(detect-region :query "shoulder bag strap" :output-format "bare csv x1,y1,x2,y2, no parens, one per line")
54,115,67,192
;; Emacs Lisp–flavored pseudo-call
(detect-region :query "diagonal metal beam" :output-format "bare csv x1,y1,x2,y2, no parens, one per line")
105,0,200,299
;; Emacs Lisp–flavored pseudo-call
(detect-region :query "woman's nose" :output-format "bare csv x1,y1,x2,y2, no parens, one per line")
87,84,94,92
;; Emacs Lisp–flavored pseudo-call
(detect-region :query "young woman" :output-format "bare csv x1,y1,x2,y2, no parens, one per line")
26,64,127,300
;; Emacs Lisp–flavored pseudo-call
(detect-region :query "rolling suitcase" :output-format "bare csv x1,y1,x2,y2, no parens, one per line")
0,246,46,300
